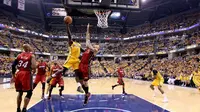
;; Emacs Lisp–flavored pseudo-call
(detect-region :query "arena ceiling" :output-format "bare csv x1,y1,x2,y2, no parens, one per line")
0,0,200,30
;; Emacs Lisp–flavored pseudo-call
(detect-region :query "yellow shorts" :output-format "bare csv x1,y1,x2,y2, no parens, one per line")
151,79,164,86
63,58,80,70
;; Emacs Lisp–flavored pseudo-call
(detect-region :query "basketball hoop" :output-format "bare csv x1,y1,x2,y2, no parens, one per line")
94,10,111,28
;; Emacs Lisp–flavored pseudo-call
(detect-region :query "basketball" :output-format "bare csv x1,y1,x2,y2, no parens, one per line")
64,16,72,24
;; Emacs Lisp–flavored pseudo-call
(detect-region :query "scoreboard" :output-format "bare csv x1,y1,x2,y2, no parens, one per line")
52,8,67,16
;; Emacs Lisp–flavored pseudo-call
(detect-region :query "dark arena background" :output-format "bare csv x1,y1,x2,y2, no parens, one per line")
0,0,200,112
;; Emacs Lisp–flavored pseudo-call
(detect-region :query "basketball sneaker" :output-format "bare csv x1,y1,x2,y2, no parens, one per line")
163,97,168,103
48,96,51,100
77,86,84,93
123,92,128,95
22,108,27,112
17,108,21,112
44,94,49,99
60,95,64,99
153,93,156,97
83,92,91,105
112,86,114,90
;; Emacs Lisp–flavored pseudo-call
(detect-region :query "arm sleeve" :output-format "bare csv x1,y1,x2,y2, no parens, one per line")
12,59,18,75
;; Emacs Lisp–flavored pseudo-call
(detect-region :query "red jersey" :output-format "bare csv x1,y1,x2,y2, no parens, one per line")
51,65,62,78
117,68,125,78
37,62,47,75
16,52,32,71
80,49,94,64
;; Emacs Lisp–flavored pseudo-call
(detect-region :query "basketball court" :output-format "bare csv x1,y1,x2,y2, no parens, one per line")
0,77,200,112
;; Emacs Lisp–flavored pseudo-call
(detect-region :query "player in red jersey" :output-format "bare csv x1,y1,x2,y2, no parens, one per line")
112,63,127,95
33,57,48,99
48,61,64,100
11,44,36,112
79,24,100,105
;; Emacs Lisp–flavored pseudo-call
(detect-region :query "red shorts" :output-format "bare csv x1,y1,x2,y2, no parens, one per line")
79,63,89,80
15,71,32,92
34,75,46,84
118,78,124,85
50,77,64,87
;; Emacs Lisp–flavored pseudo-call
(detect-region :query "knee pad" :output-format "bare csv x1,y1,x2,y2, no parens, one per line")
26,91,33,99
42,83,46,89
60,86,64,91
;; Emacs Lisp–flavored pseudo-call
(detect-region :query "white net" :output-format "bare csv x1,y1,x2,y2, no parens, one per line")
94,10,111,28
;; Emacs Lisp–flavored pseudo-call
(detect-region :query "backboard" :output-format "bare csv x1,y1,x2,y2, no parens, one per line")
64,0,141,11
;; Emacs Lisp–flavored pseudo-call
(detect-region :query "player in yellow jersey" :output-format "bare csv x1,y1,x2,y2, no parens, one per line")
192,66,200,91
52,23,84,93
149,67,168,102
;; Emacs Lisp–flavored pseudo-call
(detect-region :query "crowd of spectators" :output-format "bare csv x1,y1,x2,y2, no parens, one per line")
126,11,200,37
0,8,199,89
0,29,199,55
0,31,11,48
0,54,14,77
0,7,199,39
0,11,42,32
46,10,200,38
0,31,50,53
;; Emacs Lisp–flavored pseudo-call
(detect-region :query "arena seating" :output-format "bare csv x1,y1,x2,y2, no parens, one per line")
0,54,14,77
0,11,42,32
0,9,199,87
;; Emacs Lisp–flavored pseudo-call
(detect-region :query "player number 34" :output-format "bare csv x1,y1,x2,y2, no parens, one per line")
18,60,29,68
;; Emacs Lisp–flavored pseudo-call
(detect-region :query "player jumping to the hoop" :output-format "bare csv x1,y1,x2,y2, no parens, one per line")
50,19,84,93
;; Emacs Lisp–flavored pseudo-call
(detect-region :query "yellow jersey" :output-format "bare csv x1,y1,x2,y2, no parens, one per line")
192,71,200,86
151,70,164,81
67,42,81,60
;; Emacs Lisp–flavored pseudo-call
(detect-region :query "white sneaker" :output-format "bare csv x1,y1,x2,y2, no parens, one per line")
44,94,49,99
60,95,64,99
153,93,156,97
163,97,168,103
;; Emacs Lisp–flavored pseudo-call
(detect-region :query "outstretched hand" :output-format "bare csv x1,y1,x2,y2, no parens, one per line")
86,23,90,40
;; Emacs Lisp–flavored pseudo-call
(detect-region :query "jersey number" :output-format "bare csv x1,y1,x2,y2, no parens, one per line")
18,60,29,68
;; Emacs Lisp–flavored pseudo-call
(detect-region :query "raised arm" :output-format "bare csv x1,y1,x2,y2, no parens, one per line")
66,24,73,46
86,24,95,51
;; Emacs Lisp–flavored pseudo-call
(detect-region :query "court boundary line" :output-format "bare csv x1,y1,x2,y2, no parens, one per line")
28,99,43,110
130,93,170,111
127,79,170,111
